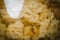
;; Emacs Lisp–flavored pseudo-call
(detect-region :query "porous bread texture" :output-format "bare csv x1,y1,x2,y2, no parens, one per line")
6,21,24,39
0,19,6,36
6,0,58,40
0,16,6,40
0,9,16,25
20,0,58,39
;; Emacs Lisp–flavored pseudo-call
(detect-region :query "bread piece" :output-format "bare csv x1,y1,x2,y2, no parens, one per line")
6,21,24,40
6,0,59,40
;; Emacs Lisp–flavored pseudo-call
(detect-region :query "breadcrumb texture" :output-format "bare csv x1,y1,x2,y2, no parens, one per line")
0,0,59,40
6,0,58,40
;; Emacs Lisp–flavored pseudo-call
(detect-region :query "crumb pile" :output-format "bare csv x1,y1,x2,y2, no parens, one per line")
0,0,59,40
6,0,58,40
